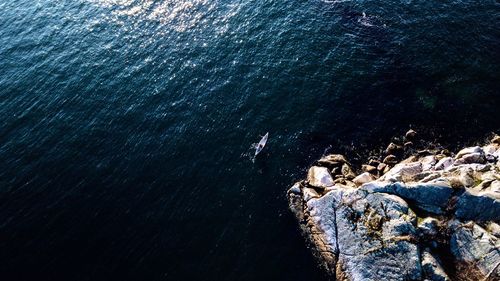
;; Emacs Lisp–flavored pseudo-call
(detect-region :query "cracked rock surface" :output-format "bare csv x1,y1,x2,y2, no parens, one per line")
288,133,500,281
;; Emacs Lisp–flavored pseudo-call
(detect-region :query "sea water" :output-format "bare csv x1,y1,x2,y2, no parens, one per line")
1,0,499,280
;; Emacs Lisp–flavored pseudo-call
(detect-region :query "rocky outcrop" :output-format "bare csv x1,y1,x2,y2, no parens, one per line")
288,132,500,281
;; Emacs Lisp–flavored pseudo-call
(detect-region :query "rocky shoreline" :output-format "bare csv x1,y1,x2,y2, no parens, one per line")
288,131,500,281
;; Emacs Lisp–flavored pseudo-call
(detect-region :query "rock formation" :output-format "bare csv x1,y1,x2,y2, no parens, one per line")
288,132,500,281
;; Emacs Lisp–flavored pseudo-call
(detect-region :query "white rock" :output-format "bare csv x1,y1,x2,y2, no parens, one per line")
305,191,341,252
380,162,422,182
480,171,499,182
353,172,375,186
307,166,334,189
455,152,486,164
434,157,453,171
421,156,437,171
455,146,483,159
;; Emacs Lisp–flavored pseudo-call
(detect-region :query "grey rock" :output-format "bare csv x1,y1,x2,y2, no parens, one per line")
484,145,500,162
305,192,341,271
455,180,500,222
335,190,422,281
450,221,500,280
458,166,476,187
480,170,499,182
455,152,486,165
418,172,442,183
396,181,454,214
289,141,500,281
470,163,493,173
362,181,454,214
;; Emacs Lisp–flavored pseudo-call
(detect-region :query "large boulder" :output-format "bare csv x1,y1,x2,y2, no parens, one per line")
307,166,334,189
291,185,422,281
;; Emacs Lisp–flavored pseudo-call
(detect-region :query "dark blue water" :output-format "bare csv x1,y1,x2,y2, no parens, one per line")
1,0,499,280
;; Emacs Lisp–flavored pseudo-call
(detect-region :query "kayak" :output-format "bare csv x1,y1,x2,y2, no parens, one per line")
255,132,269,157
